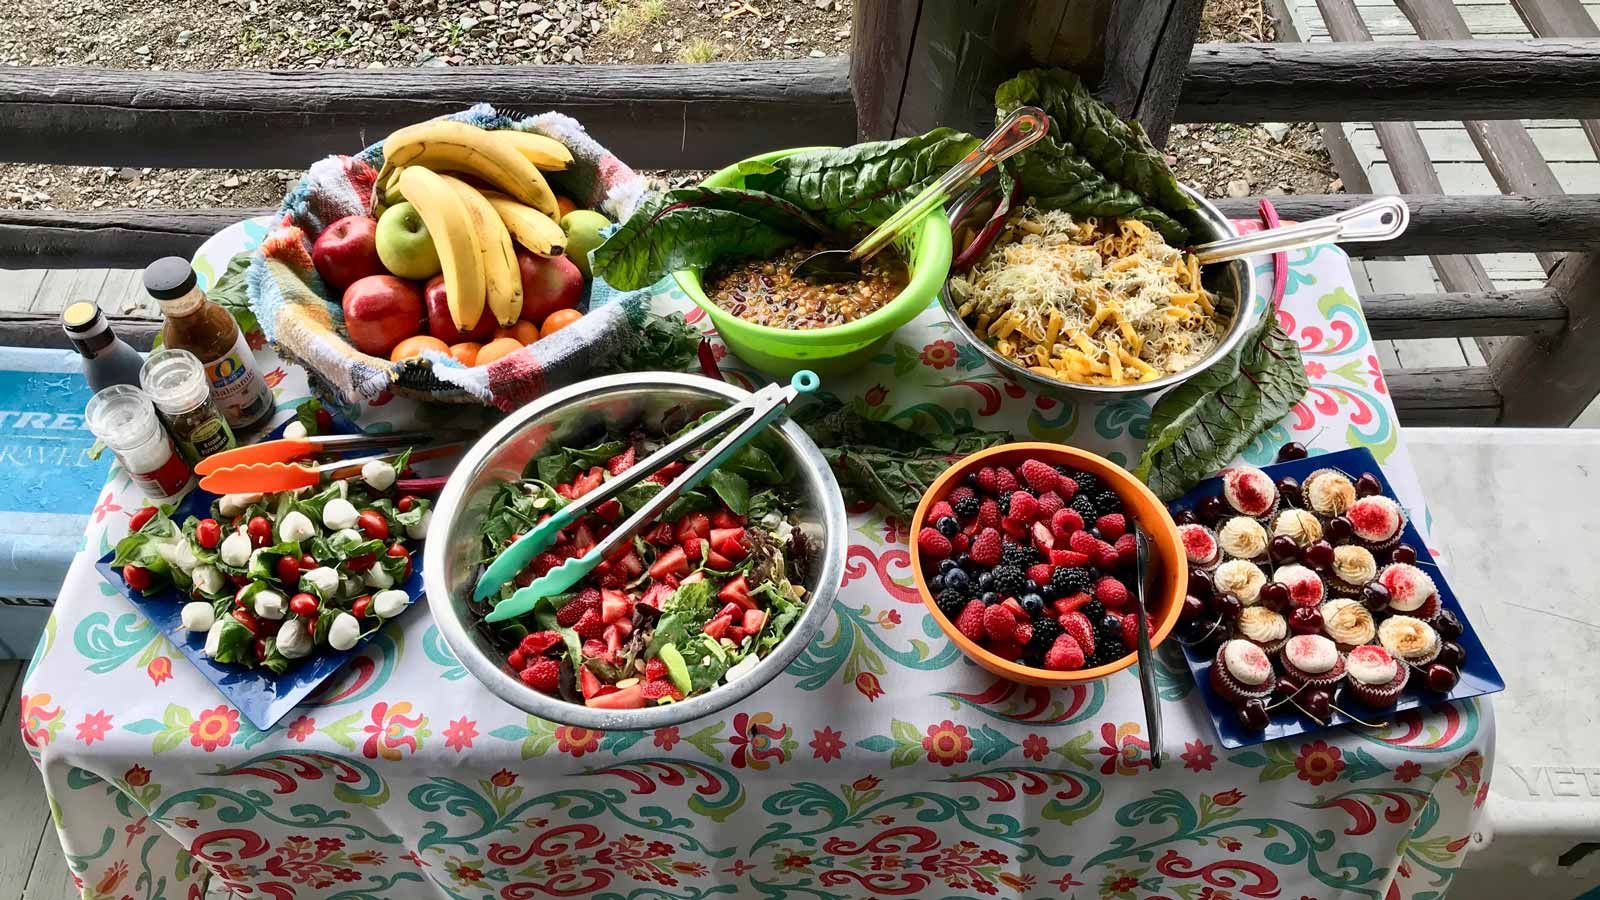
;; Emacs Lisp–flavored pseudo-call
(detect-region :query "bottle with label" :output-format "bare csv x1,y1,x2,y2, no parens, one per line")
143,257,273,433
62,300,146,392
140,348,236,463
84,385,192,500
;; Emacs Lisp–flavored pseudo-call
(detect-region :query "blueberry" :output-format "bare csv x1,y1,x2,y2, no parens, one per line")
955,553,974,570
976,571,994,592
962,472,979,488
1041,582,1061,600
936,516,960,537
981,591,999,606
938,559,959,575
944,568,971,593
930,574,946,593
1021,593,1044,615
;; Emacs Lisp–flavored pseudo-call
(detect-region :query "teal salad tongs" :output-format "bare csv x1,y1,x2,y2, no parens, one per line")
477,370,821,622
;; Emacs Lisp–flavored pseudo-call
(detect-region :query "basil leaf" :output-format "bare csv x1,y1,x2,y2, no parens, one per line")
210,617,256,665
207,254,262,342
1133,304,1309,500
995,68,1203,245
248,541,302,582
661,490,716,522
260,640,292,675
594,312,704,376
707,469,750,517
293,399,325,437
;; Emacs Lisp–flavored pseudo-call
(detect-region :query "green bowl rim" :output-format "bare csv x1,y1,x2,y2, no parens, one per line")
671,147,953,348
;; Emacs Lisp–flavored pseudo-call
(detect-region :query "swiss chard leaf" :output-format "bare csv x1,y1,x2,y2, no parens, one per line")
995,68,1204,244
208,254,262,340
1133,304,1310,500
595,312,703,377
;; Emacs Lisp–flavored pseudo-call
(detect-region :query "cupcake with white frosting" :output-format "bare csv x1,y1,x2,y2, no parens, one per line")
1349,495,1406,551
1329,544,1378,596
1221,465,1278,518
1304,468,1357,517
1280,633,1346,687
1218,516,1269,562
1273,508,1323,548
1346,645,1409,707
1319,597,1376,650
1237,605,1288,655
1378,562,1439,619
1210,639,1276,703
1272,563,1326,608
1378,615,1441,666
1214,558,1267,606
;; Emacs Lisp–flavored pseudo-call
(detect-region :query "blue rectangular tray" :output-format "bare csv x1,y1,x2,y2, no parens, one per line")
95,415,424,731
1174,446,1504,749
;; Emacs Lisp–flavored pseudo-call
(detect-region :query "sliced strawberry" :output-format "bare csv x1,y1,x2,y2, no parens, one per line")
571,522,597,554
718,575,754,610
604,624,623,655
520,630,563,656
709,527,748,562
1000,518,1027,540
1031,520,1055,551
600,589,631,624
1000,597,1027,620
680,570,706,586
681,536,705,560
726,625,747,644
644,523,676,546
595,498,622,522
676,512,711,544
587,684,645,709
705,549,734,569
612,617,633,638
703,614,733,640
639,583,674,610
647,461,686,485
571,467,604,497
717,601,743,622
742,608,766,632
555,483,575,499
647,545,690,580
605,446,637,475
1049,549,1091,567
711,508,743,529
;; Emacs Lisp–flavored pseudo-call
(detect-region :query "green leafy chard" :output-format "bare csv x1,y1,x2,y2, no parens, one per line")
995,68,1204,244
1133,304,1310,500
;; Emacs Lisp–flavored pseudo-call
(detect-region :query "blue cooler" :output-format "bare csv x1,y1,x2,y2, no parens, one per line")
0,347,113,656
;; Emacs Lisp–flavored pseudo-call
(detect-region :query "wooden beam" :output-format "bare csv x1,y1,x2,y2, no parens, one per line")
1363,289,1567,340
1387,367,1503,426
1180,40,1600,122
1263,0,1375,194
0,59,856,170
1510,1,1600,168
0,208,270,268
1492,252,1600,426
0,314,158,351
1099,0,1206,145
1211,194,1600,257
850,0,922,140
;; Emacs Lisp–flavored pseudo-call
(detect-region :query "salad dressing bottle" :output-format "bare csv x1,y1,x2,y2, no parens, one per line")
61,300,145,391
143,257,273,433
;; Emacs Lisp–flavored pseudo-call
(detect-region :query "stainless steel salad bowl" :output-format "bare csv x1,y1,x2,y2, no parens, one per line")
424,372,846,729
938,183,1259,401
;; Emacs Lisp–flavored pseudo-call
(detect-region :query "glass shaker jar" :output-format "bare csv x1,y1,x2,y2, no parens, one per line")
85,385,193,500
140,348,236,463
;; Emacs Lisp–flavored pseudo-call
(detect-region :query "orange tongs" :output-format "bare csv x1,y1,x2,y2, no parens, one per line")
195,431,468,494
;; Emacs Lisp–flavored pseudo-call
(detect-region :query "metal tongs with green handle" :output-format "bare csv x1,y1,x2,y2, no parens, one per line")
477,370,821,622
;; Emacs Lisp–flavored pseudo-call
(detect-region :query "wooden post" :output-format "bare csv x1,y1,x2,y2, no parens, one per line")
850,0,921,140
1490,252,1600,425
1098,0,1206,145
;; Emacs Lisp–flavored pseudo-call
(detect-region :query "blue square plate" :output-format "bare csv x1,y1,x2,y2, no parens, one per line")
1173,447,1503,749
95,415,425,731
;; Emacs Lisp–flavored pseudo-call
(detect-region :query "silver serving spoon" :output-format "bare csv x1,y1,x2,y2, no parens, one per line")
792,106,1051,282
1189,196,1410,265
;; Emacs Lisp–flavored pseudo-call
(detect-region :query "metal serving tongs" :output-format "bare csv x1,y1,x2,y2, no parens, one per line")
194,430,472,494
1133,529,1164,768
478,370,821,622
791,106,1051,282
1188,196,1410,265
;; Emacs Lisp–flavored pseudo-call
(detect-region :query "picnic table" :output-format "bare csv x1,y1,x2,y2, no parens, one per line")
18,218,1492,900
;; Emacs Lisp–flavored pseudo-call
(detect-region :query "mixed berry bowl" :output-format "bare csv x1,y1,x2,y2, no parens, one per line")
909,442,1186,686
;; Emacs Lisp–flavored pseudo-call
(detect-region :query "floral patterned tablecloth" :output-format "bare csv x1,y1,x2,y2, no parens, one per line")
20,220,1492,900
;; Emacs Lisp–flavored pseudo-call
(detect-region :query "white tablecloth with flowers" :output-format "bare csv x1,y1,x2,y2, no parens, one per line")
18,218,1492,900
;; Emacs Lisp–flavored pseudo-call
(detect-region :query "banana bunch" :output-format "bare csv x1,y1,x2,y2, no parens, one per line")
375,120,573,329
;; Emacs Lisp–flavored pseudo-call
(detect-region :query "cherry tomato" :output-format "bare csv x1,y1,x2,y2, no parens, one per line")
346,553,376,573
195,518,222,549
232,607,263,635
352,595,372,619
300,554,319,570
246,515,272,547
397,496,417,513
315,408,334,432
122,564,154,591
356,509,389,540
254,636,271,660
289,593,318,618
386,543,411,579
229,573,250,587
234,585,253,608
128,506,158,532
275,555,301,586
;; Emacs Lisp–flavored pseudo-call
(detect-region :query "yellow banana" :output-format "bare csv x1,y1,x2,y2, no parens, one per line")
394,166,486,331
494,130,573,171
442,176,523,326
382,119,558,215
481,190,568,257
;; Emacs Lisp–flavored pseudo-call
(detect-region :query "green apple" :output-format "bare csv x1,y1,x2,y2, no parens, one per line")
560,209,611,278
376,202,443,280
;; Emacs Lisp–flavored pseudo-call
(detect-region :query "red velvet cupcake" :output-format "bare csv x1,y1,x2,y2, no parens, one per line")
1210,639,1276,704
1221,465,1279,519
1349,495,1406,551
1179,523,1221,569
1346,645,1409,707
1272,563,1326,608
1280,634,1346,687
1378,563,1439,618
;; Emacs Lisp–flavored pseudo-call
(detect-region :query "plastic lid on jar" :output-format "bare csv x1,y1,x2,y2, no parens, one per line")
85,384,161,452
140,348,211,414
143,256,198,301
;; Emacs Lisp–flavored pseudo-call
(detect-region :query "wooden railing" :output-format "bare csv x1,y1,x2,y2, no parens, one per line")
2,0,1598,427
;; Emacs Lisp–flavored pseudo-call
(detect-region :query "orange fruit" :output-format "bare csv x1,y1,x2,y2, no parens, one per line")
390,335,449,362
555,195,578,219
475,337,524,366
448,342,480,366
494,320,542,345
540,308,583,338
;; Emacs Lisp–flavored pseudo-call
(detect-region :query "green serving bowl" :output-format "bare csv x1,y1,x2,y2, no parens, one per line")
672,148,953,378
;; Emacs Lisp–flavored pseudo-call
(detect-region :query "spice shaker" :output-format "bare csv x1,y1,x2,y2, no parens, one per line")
84,385,193,500
140,348,236,463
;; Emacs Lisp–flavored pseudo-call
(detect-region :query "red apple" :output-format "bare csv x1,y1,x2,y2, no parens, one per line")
516,251,584,324
312,216,384,294
423,275,496,343
341,275,424,357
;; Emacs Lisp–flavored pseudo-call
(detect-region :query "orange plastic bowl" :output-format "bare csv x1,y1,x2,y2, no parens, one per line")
909,442,1188,686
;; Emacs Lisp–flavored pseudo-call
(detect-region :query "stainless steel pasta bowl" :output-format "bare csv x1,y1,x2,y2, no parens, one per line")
423,372,846,729
937,183,1259,401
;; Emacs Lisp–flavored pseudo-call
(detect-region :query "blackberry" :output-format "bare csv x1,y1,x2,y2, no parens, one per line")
991,565,1027,597
1000,543,1033,568
997,492,1012,516
1080,599,1107,622
1092,489,1123,515
1053,463,1076,479
1074,472,1102,495
935,589,964,617
1069,495,1099,520
1099,636,1129,661
1050,566,1093,597
1029,616,1063,651
953,495,981,520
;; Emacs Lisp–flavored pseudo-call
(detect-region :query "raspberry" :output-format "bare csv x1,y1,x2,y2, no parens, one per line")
990,639,1026,661
1096,514,1127,541
518,658,561,692
975,466,999,495
1050,566,1092,596
1005,491,1039,523
953,495,981,520
1094,576,1131,610
929,500,956,522
1095,541,1122,570
1018,459,1059,494
983,604,1017,642
916,527,952,559
1120,614,1139,649
1051,508,1083,538
954,599,987,641
1013,621,1034,646
1112,533,1137,568
1060,611,1096,655
951,532,970,553
574,608,606,639
644,658,668,681
1056,475,1079,502
1035,491,1064,521
947,486,975,505
1067,530,1101,555
1049,549,1091,568
978,498,1001,528
1027,563,1053,587
1043,634,1086,671
969,529,1002,566
993,467,1018,494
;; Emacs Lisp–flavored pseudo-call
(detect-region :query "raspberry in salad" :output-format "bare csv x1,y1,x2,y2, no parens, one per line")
474,429,812,709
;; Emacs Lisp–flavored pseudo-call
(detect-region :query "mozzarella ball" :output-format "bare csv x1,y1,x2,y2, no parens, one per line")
278,510,316,543
191,565,224,596
322,498,358,531
363,564,394,589
180,601,215,632
372,589,410,619
217,493,263,517
219,530,253,567
283,420,308,440
275,617,314,659
253,589,287,620
327,612,362,651
301,566,339,597
362,460,396,491
202,620,225,657
405,508,431,541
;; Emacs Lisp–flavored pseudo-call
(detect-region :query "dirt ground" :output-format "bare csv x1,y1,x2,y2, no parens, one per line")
0,0,1338,211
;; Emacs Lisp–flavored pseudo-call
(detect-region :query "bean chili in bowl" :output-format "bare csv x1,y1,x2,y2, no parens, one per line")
703,242,911,330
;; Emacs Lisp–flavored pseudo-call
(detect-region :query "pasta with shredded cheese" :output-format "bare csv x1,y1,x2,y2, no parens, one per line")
949,206,1223,385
